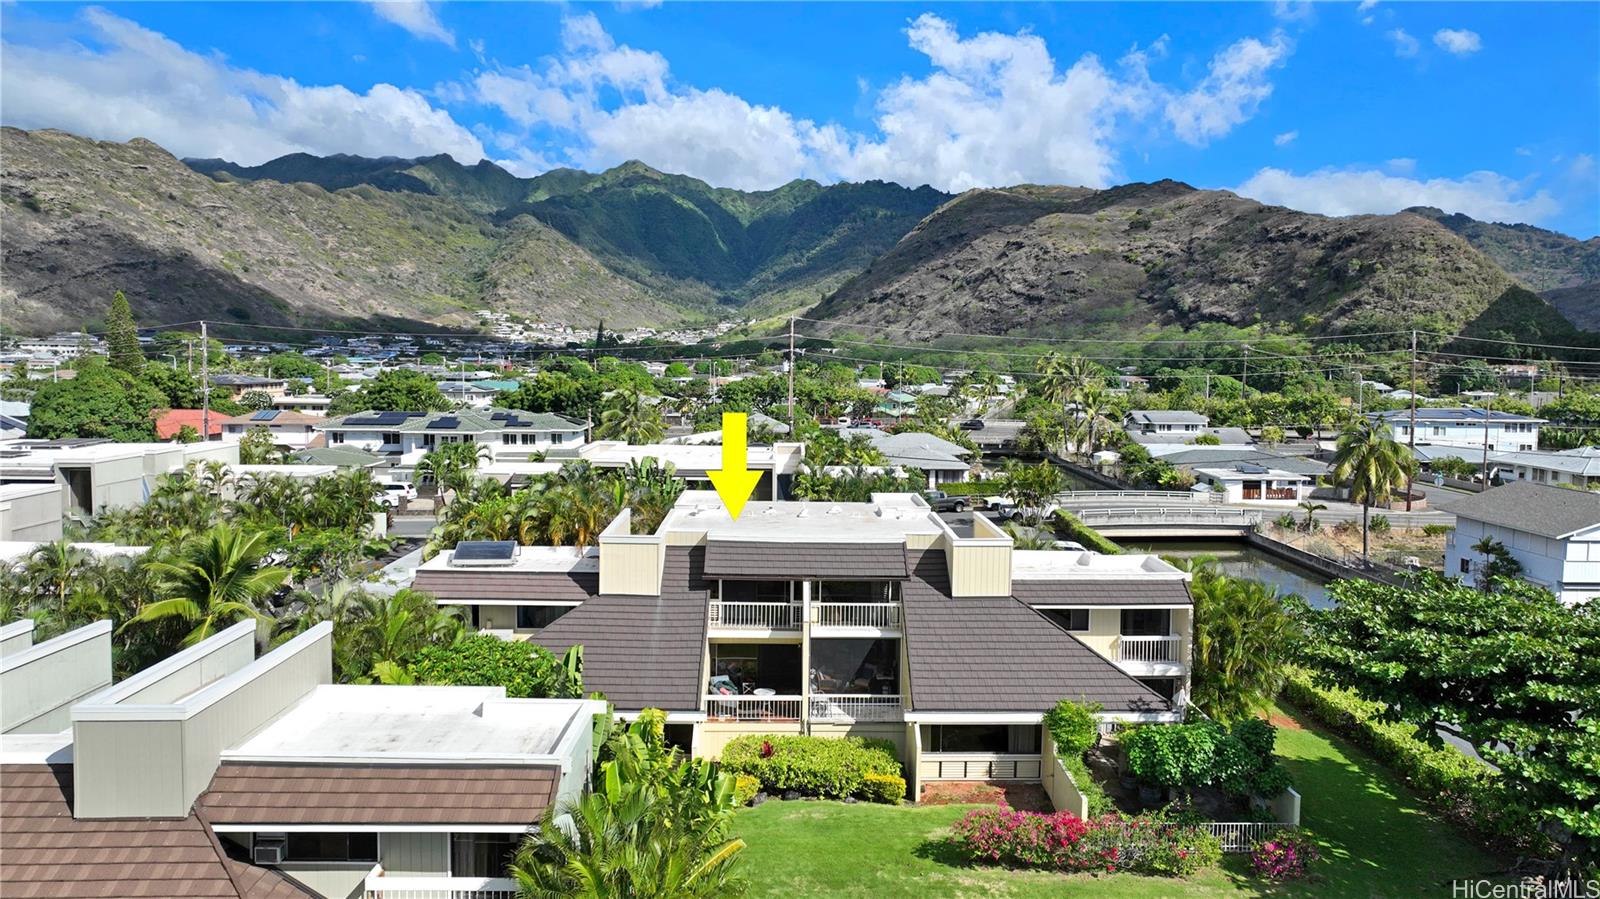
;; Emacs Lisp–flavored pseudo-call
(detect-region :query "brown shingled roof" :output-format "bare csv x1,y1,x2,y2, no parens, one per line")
198,763,557,827
704,540,908,580
411,569,599,603
901,550,1172,715
0,764,309,899
536,546,709,711
1011,579,1193,607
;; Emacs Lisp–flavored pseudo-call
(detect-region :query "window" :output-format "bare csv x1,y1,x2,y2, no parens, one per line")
1138,677,1178,700
521,433,538,445
451,833,518,878
502,434,515,445
1460,558,1471,574
925,724,1040,754
1120,608,1170,637
1041,608,1089,631
516,605,574,629
278,833,377,863
422,434,436,448
330,431,345,445
552,433,564,445
382,431,402,445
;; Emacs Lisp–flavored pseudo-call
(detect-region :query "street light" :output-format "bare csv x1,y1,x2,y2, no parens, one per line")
158,353,178,370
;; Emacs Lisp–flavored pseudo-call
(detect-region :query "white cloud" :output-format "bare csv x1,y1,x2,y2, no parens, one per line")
0,8,486,165
1388,28,1420,57
1386,157,1416,174
1235,166,1559,224
1433,28,1482,56
1356,0,1379,12
1274,130,1298,147
1273,1,1315,23
1165,33,1291,147
367,1,456,49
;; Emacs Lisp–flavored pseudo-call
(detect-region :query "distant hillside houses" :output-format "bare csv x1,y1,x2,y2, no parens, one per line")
1370,408,1543,453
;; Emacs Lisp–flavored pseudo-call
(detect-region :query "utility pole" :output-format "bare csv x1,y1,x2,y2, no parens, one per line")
1241,345,1250,396
1203,371,1211,404
1406,329,1418,512
1355,367,1364,415
200,321,211,442
786,317,796,431
1480,396,1494,488
186,339,194,374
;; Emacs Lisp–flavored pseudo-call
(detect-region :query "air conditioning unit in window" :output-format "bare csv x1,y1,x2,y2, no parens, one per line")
253,834,288,865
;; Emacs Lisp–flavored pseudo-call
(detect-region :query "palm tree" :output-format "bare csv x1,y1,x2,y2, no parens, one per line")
1296,500,1327,533
1070,384,1114,461
1330,418,1415,564
416,441,489,509
129,526,288,646
344,588,463,682
596,387,666,444
1002,522,1058,550
1189,566,1301,724
510,719,746,898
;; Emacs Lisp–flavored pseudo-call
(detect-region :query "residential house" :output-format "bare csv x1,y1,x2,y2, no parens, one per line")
0,483,64,541
0,438,237,519
1125,410,1209,436
1191,464,1313,504
1370,408,1544,452
152,408,225,441
211,374,289,401
220,410,323,450
1443,481,1600,604
315,409,588,465
0,618,604,899
867,431,974,488
271,394,334,416
15,332,103,358
414,491,1187,799
1483,446,1600,489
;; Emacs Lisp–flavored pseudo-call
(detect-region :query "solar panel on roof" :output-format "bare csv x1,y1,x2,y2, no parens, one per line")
451,540,518,566
374,412,410,425
250,410,281,421
344,417,382,426
432,416,459,429
1235,463,1270,474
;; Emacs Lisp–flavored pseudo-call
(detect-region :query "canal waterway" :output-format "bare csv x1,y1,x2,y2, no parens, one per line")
1119,539,1335,608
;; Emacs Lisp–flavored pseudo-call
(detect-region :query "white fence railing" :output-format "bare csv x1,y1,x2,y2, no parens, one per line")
707,602,802,629
811,603,902,629
1057,490,1221,504
1076,507,1262,526
809,694,903,722
364,874,519,899
704,694,803,721
1200,821,1290,853
1117,634,1182,663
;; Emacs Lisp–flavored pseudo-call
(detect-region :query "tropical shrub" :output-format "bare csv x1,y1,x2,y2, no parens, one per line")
940,480,1009,497
405,635,582,698
1052,511,1124,554
1122,721,1291,799
1369,513,1392,534
719,735,902,802
1248,828,1320,881
1422,523,1454,537
1044,699,1100,755
732,774,761,806
951,807,1222,876
860,772,907,804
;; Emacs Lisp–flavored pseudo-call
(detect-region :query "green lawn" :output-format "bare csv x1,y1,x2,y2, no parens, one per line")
733,703,1503,898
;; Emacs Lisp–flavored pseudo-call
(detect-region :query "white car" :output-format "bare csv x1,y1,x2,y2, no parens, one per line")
377,481,416,508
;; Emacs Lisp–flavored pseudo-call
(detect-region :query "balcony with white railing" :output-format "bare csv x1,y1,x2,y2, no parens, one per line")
707,601,803,631
1116,634,1183,666
809,693,903,722
704,694,804,721
810,602,902,630
363,873,518,899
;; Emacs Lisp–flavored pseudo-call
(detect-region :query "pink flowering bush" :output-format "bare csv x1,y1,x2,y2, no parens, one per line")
1249,828,1321,881
950,806,1221,877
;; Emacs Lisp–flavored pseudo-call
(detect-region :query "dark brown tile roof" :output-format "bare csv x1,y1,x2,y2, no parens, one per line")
198,763,557,827
704,540,908,580
0,764,309,899
1011,579,1193,607
901,550,1172,715
411,568,599,603
536,546,709,711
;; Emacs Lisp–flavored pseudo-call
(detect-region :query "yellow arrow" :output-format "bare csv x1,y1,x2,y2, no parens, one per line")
707,411,762,520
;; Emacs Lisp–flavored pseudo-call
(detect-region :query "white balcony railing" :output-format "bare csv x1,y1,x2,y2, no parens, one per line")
1199,822,1290,853
707,602,802,630
809,693,903,722
704,694,803,721
1117,634,1182,663
810,603,902,629
363,874,518,899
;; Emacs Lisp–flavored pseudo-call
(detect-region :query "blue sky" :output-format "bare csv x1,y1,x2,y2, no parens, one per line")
2,2,1595,236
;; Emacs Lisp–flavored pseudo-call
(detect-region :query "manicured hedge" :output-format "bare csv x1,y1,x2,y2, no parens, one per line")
720,735,904,803
1280,666,1549,856
1052,511,1124,554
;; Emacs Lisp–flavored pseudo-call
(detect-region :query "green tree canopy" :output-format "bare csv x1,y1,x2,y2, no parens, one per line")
330,369,451,415
103,290,145,375
406,634,582,698
27,358,163,441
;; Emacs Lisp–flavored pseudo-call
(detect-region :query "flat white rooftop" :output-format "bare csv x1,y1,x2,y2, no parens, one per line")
229,464,337,479
418,544,599,573
223,685,597,762
1010,549,1189,580
663,491,943,542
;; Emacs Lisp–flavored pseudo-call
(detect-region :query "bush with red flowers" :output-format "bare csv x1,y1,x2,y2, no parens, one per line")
1249,828,1321,881
950,806,1222,877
